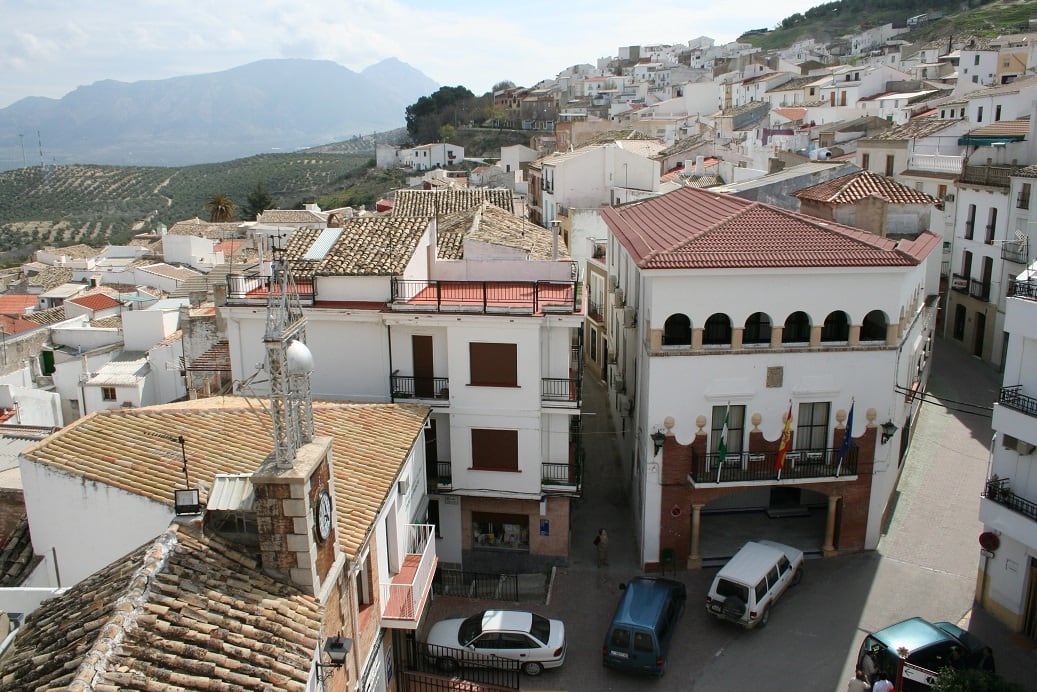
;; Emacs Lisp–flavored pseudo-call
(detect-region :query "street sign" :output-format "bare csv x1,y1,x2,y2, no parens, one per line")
902,661,939,687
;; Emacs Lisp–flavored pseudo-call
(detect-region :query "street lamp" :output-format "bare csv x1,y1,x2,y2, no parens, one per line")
651,429,666,456
880,420,898,445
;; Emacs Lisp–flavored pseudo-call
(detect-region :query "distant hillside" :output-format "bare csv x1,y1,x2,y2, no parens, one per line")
739,0,1035,50
0,153,374,264
0,58,438,170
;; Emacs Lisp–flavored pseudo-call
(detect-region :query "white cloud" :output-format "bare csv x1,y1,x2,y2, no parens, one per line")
0,0,821,107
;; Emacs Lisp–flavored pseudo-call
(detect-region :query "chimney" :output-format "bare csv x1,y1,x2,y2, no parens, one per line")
551,220,560,260
213,283,227,307
695,155,705,175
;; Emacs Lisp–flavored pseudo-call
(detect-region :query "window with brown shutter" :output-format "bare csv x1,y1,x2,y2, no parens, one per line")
469,343,517,386
471,429,519,471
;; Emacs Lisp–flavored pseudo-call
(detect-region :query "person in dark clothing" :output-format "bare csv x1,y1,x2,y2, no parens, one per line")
978,646,996,674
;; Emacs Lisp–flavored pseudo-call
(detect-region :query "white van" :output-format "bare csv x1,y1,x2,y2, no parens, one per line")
705,540,804,629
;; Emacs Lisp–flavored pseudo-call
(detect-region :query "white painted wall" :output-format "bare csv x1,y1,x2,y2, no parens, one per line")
20,460,173,587
0,385,62,427
123,308,180,351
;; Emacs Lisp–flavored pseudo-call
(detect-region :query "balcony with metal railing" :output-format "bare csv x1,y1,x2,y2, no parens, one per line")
1000,385,1037,417
390,374,450,404
1002,240,1030,264
960,165,1023,189
390,277,579,315
587,299,605,323
689,447,859,486
226,271,314,306
951,273,970,293
984,477,1037,524
381,524,438,629
1007,280,1037,301
426,460,452,490
969,278,991,301
542,444,584,494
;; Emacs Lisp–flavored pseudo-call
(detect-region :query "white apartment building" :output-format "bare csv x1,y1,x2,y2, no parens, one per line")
600,186,940,570
222,198,583,573
979,260,1037,638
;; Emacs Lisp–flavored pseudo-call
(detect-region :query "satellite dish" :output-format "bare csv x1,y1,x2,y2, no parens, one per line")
286,339,315,376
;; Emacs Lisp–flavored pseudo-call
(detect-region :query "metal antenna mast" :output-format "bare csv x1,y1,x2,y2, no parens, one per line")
264,241,314,468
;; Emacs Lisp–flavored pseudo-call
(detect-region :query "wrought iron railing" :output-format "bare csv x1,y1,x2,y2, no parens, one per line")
1007,280,1037,301
1002,241,1030,264
588,300,604,322
970,278,990,301
542,377,581,403
402,639,520,690
689,447,859,484
984,477,1037,523
390,278,578,314
426,461,452,488
999,385,1037,417
391,374,450,401
433,568,519,601
226,271,314,304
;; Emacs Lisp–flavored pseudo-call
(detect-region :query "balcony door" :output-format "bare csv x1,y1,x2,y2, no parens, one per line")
413,335,434,397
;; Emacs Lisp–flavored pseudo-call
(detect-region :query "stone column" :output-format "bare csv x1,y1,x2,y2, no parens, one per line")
771,327,783,349
810,325,822,347
731,327,743,349
688,503,705,569
848,324,860,346
692,328,703,350
822,494,841,557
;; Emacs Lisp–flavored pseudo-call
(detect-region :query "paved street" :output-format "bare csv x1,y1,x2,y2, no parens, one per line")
424,337,1037,690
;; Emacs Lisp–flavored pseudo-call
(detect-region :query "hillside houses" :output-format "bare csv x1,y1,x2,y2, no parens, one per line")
1,25,1037,688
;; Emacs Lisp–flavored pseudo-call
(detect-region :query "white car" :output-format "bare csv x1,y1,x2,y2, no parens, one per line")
705,539,804,629
425,609,566,676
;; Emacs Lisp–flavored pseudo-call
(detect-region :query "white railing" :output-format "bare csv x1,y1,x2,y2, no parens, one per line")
381,524,436,621
908,154,963,174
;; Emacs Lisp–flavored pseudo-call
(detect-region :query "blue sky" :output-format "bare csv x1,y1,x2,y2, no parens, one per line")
0,0,822,108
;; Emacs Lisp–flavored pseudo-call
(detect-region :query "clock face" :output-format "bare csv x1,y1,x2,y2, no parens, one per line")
315,489,333,542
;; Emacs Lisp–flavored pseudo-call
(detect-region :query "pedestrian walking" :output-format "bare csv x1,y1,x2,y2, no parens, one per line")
846,669,871,692
860,650,878,683
871,673,893,692
979,646,996,674
594,528,609,567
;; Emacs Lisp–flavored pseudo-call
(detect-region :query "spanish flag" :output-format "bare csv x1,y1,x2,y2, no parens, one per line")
774,402,794,474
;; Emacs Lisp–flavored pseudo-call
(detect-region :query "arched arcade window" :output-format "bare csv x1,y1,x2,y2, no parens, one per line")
703,313,732,346
860,310,888,341
663,313,691,347
782,311,811,344
743,312,772,345
821,311,850,342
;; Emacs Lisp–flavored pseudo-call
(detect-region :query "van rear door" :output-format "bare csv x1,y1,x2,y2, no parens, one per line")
605,626,633,664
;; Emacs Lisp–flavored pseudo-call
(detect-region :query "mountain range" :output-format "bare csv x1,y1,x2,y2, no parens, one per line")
0,58,438,170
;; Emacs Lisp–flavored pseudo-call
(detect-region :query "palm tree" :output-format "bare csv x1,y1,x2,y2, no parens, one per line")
205,194,236,222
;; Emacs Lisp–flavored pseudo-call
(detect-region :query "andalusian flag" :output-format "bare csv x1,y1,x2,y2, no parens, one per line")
774,401,794,476
836,399,855,476
716,404,730,484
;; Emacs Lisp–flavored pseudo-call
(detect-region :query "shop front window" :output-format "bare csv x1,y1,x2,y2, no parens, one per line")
472,512,529,550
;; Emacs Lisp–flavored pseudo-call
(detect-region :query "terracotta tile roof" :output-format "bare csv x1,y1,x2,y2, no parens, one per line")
166,218,247,240
579,130,659,147
966,118,1031,138
0,295,38,316
656,134,708,158
1016,164,1037,178
22,306,66,326
284,217,430,276
0,522,321,690
390,189,514,217
27,266,73,291
187,340,231,372
867,116,959,140
23,398,430,558
601,186,938,269
67,292,122,312
792,171,937,205
435,202,570,261
138,263,202,282
773,107,807,121
0,315,40,337
39,244,100,260
257,209,328,225
962,75,1037,99
88,315,122,329
0,515,41,587
767,76,818,92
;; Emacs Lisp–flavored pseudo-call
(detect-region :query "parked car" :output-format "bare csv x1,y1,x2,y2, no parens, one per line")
425,609,565,676
602,576,687,676
705,539,804,628
858,617,986,690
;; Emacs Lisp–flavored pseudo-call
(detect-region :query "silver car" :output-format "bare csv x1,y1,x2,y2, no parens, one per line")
425,609,566,676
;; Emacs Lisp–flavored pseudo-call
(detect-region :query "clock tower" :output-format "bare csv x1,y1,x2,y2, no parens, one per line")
251,254,343,599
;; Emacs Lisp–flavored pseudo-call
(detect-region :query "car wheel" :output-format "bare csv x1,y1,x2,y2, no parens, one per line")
792,567,803,586
437,656,458,673
722,596,746,619
522,661,544,676
759,607,770,628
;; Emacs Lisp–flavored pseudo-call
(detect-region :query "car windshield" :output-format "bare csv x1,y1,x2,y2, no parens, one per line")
935,622,983,654
530,613,551,644
715,579,749,602
458,612,485,645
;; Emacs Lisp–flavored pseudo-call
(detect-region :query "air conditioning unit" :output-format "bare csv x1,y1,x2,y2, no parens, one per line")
623,307,638,328
398,477,410,495
608,275,618,292
614,288,625,307
944,193,955,202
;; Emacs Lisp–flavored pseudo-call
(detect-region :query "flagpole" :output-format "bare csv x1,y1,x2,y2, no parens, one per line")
836,398,855,478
